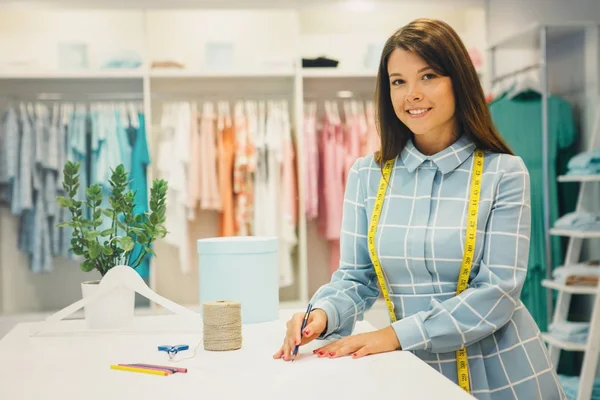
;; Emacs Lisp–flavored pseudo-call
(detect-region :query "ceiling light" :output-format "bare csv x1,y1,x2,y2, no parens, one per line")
337,90,354,98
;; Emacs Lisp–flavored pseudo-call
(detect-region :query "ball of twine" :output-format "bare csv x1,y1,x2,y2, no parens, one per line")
203,300,242,351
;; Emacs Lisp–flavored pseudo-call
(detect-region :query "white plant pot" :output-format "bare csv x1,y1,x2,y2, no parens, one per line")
81,277,135,330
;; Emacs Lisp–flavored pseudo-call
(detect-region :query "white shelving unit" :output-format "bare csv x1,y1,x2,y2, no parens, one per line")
488,21,600,399
543,107,600,400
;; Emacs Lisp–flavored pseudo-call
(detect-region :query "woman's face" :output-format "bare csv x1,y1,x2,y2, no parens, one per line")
387,48,456,141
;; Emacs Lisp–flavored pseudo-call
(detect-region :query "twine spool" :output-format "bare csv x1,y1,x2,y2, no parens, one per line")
203,300,242,351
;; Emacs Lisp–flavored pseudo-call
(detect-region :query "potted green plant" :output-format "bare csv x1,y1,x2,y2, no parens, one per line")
57,161,168,329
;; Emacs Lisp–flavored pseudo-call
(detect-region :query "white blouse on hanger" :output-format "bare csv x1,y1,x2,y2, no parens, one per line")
157,102,192,274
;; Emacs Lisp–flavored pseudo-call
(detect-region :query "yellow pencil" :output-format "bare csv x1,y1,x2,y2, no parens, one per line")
110,365,169,376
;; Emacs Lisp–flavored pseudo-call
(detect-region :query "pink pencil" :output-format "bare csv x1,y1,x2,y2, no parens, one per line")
124,363,187,373
118,364,175,374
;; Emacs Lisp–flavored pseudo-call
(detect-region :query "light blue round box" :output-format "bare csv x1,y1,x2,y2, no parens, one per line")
197,236,279,324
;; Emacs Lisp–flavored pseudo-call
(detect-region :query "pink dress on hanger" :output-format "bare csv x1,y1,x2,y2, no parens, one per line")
304,110,319,220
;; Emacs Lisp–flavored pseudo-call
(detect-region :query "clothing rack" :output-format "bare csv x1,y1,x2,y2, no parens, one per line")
0,92,144,101
150,93,291,101
491,63,541,84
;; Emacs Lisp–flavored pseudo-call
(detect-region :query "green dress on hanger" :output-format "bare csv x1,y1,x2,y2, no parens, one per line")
489,89,578,333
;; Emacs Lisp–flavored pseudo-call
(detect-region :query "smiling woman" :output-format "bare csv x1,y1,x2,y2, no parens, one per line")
374,18,513,162
275,18,565,400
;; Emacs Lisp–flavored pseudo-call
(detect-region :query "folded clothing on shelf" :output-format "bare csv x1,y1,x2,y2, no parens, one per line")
566,147,600,176
548,321,590,344
151,60,185,69
554,211,600,230
302,56,339,68
101,49,143,69
553,262,600,283
558,374,600,400
566,274,599,286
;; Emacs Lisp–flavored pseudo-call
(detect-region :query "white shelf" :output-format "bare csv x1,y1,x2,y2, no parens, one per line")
558,174,600,182
542,279,598,295
550,228,600,238
301,68,377,78
542,333,588,351
487,21,596,50
0,69,144,79
150,68,295,79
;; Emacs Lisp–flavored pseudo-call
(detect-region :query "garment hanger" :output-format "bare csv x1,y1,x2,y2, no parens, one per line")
129,102,139,128
507,70,542,99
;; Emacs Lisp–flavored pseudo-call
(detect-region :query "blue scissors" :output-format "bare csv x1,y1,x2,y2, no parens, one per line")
158,344,189,359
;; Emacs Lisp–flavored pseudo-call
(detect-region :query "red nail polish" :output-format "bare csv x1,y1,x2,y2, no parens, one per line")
304,329,310,335
329,352,335,356
318,351,324,355
352,353,357,357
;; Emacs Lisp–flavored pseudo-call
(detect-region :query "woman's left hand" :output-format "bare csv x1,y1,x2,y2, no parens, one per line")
313,326,401,359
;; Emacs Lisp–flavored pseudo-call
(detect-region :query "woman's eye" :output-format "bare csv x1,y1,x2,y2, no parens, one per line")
391,79,405,85
423,73,436,80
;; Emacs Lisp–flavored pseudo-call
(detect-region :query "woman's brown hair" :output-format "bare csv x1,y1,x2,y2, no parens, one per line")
374,18,513,164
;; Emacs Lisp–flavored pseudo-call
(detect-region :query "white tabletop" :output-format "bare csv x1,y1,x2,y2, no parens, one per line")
0,310,474,399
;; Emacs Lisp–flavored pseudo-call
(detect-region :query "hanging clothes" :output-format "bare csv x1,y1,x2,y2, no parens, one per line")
127,111,151,279
217,101,236,237
363,101,379,155
303,102,319,221
243,100,258,235
253,101,270,236
157,102,192,273
279,101,297,288
0,101,146,274
152,98,297,284
317,103,347,275
489,89,578,333
232,101,251,236
187,102,202,219
198,102,221,211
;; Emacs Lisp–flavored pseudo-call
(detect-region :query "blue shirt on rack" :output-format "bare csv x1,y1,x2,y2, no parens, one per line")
127,112,151,279
310,135,565,400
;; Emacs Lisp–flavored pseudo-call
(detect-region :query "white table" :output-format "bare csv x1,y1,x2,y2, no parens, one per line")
0,310,474,399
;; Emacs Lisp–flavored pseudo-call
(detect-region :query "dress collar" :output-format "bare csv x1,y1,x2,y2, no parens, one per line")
400,134,476,174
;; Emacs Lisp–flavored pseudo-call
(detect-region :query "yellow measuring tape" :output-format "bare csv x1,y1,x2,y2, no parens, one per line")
367,149,484,393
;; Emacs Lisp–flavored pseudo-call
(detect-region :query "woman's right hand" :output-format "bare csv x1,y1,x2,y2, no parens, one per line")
272,308,328,361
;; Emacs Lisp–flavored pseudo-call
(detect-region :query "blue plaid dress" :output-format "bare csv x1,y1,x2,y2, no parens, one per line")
311,134,565,400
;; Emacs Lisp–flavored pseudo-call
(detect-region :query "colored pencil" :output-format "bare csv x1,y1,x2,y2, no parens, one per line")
118,364,175,374
127,363,187,373
110,365,170,376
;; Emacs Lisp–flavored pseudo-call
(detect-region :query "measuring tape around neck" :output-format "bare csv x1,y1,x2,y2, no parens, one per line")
367,148,484,394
